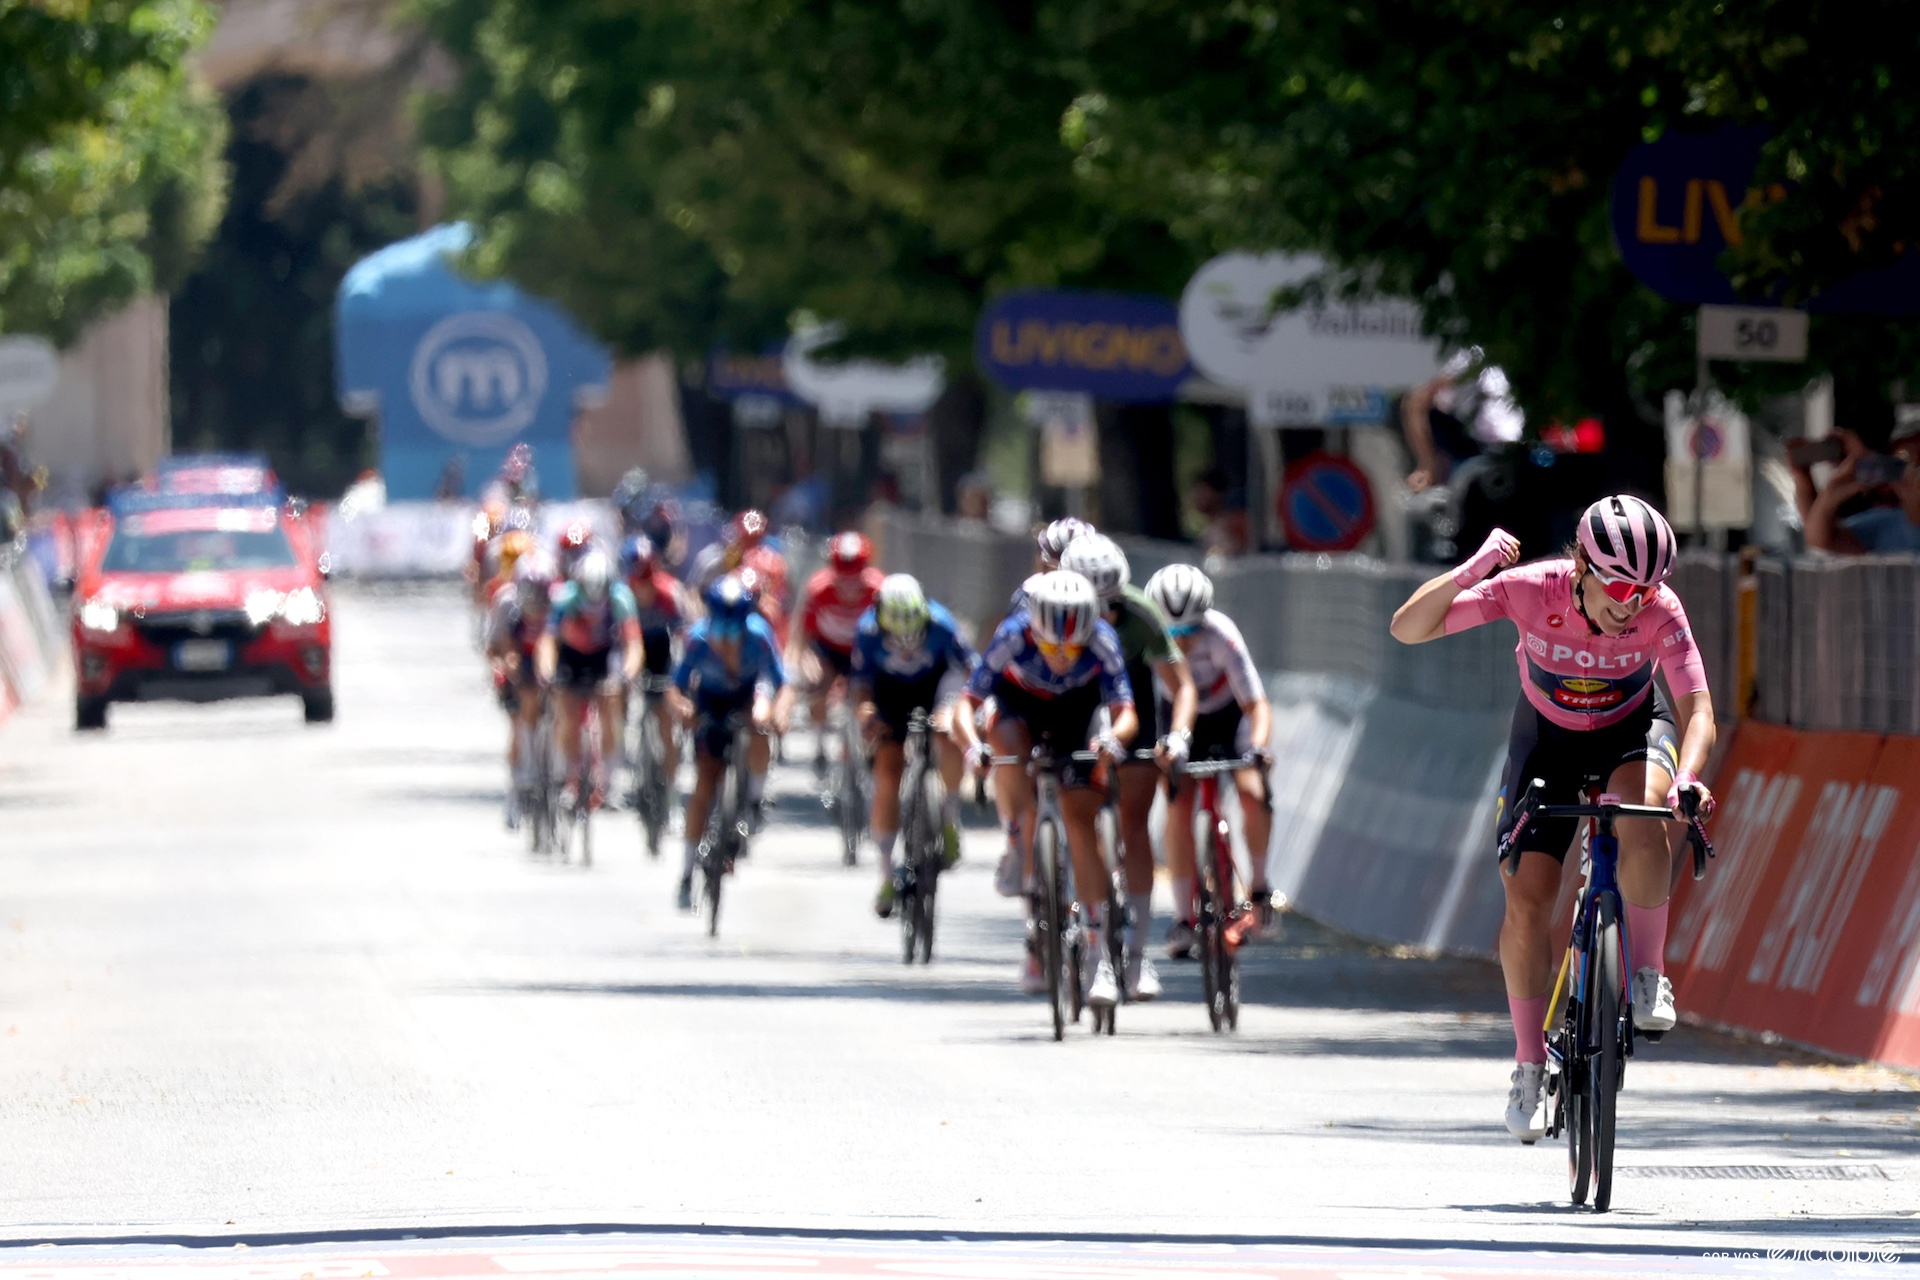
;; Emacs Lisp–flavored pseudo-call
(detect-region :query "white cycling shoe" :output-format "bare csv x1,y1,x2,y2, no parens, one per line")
1019,951,1046,996
1125,953,1162,1002
993,848,1025,898
1632,967,1678,1033
1505,1062,1547,1144
1087,957,1120,1009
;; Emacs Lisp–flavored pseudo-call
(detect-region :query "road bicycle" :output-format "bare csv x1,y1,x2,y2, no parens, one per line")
629,672,677,857
522,687,561,858
988,746,1103,1041
1090,748,1158,1034
825,691,870,867
697,713,756,938
551,691,606,868
1172,756,1272,1033
894,707,945,965
1502,780,1713,1213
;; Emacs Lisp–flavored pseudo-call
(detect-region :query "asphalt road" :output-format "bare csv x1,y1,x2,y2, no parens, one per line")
2,583,1916,1270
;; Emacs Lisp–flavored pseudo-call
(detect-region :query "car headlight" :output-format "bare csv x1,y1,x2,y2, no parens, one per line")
280,586,325,626
79,599,120,634
245,590,284,627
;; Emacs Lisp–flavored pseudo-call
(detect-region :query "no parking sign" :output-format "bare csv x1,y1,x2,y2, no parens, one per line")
1279,451,1375,552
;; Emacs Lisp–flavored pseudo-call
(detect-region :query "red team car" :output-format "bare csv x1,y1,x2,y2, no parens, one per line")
69,456,334,729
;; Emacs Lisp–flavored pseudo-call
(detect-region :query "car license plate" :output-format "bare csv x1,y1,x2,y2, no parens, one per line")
174,639,231,672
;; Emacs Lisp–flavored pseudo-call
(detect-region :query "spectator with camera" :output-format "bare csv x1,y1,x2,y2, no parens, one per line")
1790,419,1920,554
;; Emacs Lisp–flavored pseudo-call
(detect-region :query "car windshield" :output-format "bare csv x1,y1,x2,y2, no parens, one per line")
102,511,299,573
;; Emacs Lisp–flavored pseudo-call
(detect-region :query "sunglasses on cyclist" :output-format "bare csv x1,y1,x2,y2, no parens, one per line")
1035,635,1087,660
1167,621,1201,639
1590,570,1657,606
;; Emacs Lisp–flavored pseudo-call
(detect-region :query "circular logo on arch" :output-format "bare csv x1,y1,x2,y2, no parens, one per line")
408,312,550,447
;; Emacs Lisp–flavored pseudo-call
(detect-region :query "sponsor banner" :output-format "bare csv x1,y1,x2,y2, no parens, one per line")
1669,721,1920,1071
336,224,610,501
975,289,1190,402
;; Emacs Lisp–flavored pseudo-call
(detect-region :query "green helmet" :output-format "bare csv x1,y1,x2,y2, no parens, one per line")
876,573,930,647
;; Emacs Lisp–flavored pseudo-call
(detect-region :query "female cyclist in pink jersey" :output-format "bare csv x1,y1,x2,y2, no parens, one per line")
1389,494,1716,1143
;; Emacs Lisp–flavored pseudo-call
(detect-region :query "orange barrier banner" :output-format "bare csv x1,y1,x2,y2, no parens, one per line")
1667,721,1920,1070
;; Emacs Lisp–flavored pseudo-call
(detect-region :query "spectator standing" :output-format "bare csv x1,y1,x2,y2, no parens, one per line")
1793,422,1920,554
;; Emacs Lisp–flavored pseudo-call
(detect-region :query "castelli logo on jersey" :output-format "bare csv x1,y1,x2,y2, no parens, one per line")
1547,613,1565,628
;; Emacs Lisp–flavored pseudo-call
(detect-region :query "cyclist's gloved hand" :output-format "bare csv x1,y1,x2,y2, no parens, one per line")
966,742,992,774
1452,527,1522,589
1667,769,1715,818
1094,732,1126,763
1250,744,1273,769
1156,731,1190,769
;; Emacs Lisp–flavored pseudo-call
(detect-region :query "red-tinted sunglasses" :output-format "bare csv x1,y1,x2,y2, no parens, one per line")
1592,571,1657,606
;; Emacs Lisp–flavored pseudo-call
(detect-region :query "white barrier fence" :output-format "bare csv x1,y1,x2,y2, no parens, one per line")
0,545,62,720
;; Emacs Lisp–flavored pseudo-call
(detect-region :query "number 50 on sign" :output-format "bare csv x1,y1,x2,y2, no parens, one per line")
1697,305,1808,362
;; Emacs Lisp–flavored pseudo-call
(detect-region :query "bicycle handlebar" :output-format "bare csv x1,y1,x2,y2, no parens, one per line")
1176,757,1262,778
1499,776,1716,880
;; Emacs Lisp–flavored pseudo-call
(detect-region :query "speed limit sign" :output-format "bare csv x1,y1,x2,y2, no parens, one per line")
1697,305,1809,362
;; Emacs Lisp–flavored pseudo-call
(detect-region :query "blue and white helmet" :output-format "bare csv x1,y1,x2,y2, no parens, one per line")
1024,569,1099,648
1145,563,1212,626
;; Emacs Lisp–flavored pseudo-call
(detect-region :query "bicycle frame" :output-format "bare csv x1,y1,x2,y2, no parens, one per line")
989,745,1101,1040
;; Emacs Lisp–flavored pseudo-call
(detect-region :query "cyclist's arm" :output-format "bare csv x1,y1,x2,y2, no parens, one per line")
1156,656,1196,737
1389,569,1470,644
1243,695,1273,750
1672,686,1716,784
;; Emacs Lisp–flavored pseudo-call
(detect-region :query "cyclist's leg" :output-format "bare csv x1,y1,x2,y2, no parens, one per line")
1610,700,1682,1026
682,707,730,885
746,720,773,807
653,695,680,784
597,677,625,797
1115,763,1157,958
1228,704,1274,898
870,736,905,876
1494,699,1580,1062
987,714,1036,871
804,646,832,766
555,688,586,789
1163,776,1198,922
930,698,966,856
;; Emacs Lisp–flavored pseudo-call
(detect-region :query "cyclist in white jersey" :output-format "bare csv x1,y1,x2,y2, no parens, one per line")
1143,565,1275,956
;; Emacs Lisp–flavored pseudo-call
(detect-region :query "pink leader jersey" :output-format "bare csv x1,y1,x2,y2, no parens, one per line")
1443,558,1707,732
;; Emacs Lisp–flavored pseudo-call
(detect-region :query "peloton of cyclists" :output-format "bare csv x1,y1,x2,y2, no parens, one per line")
951,569,1138,1010
850,574,977,919
1057,534,1196,1003
792,532,886,776
1389,495,1715,1142
669,574,794,910
536,549,643,809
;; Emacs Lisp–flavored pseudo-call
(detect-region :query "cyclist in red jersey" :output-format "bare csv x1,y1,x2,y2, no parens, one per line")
791,532,885,774
1391,495,1716,1143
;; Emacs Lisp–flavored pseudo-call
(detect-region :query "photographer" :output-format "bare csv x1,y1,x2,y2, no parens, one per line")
1791,422,1920,554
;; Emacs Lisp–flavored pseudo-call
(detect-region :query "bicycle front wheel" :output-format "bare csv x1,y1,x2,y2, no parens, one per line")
1590,902,1625,1212
1564,1051,1591,1206
1036,819,1068,1041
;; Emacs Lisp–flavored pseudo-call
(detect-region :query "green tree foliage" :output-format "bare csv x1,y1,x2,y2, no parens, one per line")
416,0,1189,363
0,0,228,343
1060,0,1920,425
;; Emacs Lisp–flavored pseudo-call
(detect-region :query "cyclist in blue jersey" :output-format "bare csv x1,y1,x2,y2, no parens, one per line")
536,549,641,805
850,575,977,919
951,570,1136,1005
668,574,792,910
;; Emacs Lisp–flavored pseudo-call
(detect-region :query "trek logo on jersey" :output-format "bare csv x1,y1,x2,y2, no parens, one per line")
1555,675,1626,710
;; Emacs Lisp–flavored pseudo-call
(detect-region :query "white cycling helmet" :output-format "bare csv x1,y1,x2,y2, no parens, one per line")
1035,517,1094,569
574,548,613,602
1059,533,1129,605
1145,563,1213,627
1024,569,1099,649
876,573,930,647
1577,494,1676,586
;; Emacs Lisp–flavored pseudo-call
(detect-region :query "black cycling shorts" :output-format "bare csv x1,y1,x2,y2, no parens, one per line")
1127,660,1160,745
1495,689,1681,862
809,638,855,684
692,688,756,760
1162,699,1248,762
870,670,948,743
641,626,674,677
556,643,619,692
990,675,1105,791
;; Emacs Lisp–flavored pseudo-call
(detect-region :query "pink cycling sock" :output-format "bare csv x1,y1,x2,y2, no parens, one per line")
1626,900,1671,975
1509,994,1549,1064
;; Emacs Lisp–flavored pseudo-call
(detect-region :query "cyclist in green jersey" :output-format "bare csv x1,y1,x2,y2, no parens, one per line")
1060,534,1196,1001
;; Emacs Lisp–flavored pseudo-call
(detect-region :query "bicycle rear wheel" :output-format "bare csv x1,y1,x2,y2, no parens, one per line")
1591,901,1625,1212
1036,819,1068,1041
639,708,668,856
1098,868,1124,1035
1199,819,1232,1032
